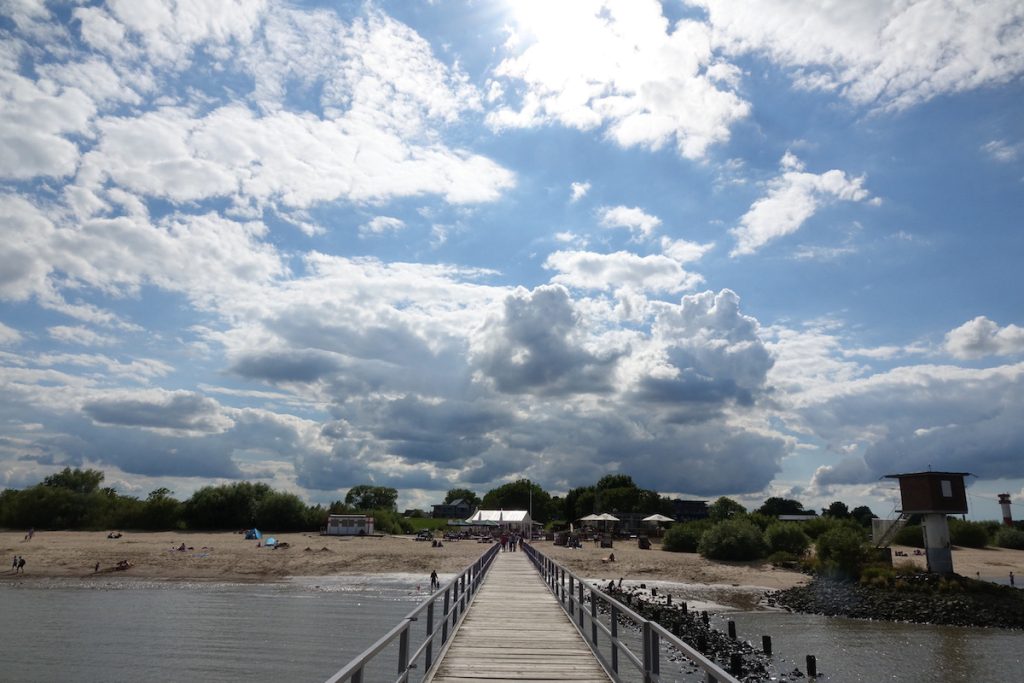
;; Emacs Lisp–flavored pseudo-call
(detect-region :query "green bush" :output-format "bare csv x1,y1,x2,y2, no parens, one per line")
698,519,767,561
372,509,413,535
892,524,925,548
662,521,709,553
994,526,1024,550
765,522,811,556
948,519,989,548
766,551,800,568
815,526,869,580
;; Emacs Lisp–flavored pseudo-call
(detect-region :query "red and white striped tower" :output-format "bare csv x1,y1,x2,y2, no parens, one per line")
998,493,1013,526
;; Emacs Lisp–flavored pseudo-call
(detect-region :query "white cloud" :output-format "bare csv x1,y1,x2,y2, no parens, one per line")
730,154,871,256
660,237,714,263
0,72,95,180
47,325,118,347
696,0,1024,111
545,250,702,293
0,322,22,346
361,216,406,236
487,0,750,159
599,205,662,238
945,316,1024,359
982,139,1022,163
570,181,591,202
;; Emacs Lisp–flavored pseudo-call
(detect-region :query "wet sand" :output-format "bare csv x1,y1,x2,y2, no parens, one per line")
2,531,1020,589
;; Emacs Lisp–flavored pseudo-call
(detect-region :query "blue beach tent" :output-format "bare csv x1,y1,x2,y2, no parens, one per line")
245,528,262,540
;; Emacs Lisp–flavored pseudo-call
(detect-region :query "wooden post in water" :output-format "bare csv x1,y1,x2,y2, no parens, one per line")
806,654,817,678
761,635,772,656
729,653,743,677
727,620,736,639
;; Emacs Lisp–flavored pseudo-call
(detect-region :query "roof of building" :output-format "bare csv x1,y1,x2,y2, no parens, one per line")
466,509,530,523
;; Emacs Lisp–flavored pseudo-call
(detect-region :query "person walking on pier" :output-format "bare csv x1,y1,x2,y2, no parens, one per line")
430,570,439,591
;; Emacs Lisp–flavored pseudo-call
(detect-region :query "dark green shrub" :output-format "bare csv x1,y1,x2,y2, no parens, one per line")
765,522,811,556
815,526,869,580
698,519,767,561
766,551,800,568
948,519,989,548
372,509,412,535
892,524,924,548
662,521,709,553
994,527,1024,550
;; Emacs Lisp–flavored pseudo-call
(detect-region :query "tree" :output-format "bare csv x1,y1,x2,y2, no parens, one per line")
344,485,398,511
443,488,480,507
850,505,876,527
481,480,553,523
43,467,105,495
184,481,272,529
823,501,850,518
255,492,311,531
756,497,812,517
708,497,746,521
595,474,635,490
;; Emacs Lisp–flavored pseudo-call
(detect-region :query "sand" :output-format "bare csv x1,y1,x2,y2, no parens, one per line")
2,531,1021,589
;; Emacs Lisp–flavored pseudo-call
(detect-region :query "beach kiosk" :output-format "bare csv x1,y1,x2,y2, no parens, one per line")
885,471,970,575
324,514,375,536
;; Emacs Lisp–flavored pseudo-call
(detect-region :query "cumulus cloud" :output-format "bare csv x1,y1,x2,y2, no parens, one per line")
730,154,871,256
545,250,703,293
361,216,406,236
789,363,1024,483
472,285,622,396
696,0,1024,110
598,205,662,239
945,316,1024,359
570,181,591,202
82,389,234,435
660,237,714,263
0,322,22,346
487,0,750,159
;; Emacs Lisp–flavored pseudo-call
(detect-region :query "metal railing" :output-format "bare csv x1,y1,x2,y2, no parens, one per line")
522,543,739,683
325,542,500,683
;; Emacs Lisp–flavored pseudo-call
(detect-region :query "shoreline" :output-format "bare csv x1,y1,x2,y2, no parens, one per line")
4,531,1021,592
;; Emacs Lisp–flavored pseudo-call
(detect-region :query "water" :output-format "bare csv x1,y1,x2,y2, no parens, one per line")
718,611,1024,682
0,575,428,683
2,577,1022,682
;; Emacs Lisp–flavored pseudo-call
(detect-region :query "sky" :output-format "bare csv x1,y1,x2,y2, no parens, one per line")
1,0,1023,521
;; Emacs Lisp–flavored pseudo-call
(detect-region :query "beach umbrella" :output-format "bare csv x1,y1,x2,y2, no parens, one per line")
578,514,603,521
642,514,674,523
597,513,620,522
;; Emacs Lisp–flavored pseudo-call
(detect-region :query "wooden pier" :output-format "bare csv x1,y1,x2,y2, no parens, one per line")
427,550,611,683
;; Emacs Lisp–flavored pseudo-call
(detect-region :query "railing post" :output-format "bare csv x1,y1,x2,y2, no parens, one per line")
642,621,653,683
352,667,363,683
425,599,435,671
398,625,409,681
569,574,575,612
590,590,598,645
442,588,450,644
610,605,619,675
577,581,584,628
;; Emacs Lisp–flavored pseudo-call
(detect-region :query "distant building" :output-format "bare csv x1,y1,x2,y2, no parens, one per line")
432,499,475,519
671,499,709,521
324,514,375,536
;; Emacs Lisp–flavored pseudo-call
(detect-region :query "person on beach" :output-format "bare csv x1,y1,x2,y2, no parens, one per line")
430,570,439,591
12,555,18,572
17,556,25,573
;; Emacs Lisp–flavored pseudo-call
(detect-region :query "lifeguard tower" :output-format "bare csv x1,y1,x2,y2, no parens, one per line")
885,471,970,575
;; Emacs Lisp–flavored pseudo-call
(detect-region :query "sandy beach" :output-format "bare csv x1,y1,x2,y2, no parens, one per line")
3,531,1021,589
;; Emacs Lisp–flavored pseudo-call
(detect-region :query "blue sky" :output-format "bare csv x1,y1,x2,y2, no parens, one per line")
2,0,1023,520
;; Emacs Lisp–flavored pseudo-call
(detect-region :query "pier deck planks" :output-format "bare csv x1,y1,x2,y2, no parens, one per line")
428,550,610,683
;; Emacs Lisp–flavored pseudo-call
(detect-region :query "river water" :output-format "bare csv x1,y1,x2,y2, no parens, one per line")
1,576,1022,682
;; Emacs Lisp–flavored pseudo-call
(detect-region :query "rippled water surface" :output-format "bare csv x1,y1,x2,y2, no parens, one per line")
0,575,428,682
2,577,1022,682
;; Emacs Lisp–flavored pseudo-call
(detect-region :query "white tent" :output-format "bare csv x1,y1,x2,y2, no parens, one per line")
465,509,532,532
597,513,620,522
578,514,603,522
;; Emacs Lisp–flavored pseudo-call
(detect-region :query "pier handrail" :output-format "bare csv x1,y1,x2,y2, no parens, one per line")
522,542,739,683
324,542,501,683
